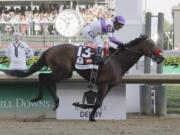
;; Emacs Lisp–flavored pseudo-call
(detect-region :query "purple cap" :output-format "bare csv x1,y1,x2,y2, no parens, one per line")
114,16,125,25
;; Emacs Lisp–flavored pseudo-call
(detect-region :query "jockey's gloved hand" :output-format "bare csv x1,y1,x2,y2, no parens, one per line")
117,43,125,50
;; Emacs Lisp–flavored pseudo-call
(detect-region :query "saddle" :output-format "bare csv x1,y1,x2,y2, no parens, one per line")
75,42,110,70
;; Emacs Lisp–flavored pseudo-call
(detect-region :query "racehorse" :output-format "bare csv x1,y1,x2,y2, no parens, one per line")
1,35,164,121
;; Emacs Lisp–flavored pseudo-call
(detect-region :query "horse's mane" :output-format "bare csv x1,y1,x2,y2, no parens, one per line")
124,35,149,48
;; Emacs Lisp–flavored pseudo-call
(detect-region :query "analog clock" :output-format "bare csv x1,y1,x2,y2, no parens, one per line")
55,9,84,37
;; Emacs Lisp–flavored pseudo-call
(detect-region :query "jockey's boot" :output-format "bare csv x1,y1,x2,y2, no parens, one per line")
94,47,104,65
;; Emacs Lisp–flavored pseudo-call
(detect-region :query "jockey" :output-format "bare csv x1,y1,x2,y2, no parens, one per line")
82,15,125,63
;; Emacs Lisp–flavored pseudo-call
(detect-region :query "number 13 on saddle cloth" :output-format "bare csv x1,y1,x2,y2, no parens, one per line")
75,42,109,70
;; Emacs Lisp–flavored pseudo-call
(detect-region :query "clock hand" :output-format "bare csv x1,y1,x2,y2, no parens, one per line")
61,17,69,24
66,22,70,28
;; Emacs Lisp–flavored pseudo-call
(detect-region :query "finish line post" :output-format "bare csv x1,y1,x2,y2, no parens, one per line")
155,12,167,116
140,12,152,115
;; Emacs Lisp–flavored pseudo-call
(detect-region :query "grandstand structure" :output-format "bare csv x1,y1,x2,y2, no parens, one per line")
172,4,180,50
0,0,115,52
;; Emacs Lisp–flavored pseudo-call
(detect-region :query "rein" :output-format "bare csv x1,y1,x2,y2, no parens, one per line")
104,48,121,64
104,38,156,64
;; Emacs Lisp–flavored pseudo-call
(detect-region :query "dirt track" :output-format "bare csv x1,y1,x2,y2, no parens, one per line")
0,115,180,135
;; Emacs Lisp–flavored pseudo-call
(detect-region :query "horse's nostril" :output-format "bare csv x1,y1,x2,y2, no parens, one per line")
151,55,164,64
156,56,164,64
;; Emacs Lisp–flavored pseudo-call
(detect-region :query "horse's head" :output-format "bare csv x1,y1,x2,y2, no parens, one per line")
125,35,164,64
141,38,164,64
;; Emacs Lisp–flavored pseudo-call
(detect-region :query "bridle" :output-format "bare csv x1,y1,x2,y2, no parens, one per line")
104,38,163,64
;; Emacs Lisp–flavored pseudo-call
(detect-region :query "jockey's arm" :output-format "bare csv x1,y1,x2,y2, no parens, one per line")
108,33,124,49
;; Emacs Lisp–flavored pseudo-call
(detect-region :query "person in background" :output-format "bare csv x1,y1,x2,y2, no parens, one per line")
6,32,34,70
82,15,126,64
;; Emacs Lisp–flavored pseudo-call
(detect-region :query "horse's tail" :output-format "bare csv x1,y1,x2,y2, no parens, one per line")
0,51,47,77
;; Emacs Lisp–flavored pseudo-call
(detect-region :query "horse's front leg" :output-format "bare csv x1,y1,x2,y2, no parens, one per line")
89,84,109,122
72,84,109,121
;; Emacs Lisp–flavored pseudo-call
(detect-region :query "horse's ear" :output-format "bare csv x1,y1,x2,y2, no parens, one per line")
140,34,148,39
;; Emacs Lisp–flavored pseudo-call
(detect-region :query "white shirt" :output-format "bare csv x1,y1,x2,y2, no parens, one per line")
6,41,34,70
88,18,115,37
83,18,123,49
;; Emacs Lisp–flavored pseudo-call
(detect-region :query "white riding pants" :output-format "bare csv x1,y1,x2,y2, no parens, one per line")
82,25,104,48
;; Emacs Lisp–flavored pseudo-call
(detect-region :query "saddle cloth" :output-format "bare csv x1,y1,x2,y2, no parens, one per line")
75,43,109,70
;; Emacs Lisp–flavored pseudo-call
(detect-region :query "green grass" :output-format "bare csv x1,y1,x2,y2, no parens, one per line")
166,85,180,114
167,108,180,113
0,63,51,73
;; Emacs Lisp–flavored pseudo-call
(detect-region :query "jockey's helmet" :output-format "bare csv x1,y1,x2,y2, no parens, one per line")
113,16,125,25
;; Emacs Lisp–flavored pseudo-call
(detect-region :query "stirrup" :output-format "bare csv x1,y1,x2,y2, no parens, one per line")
87,67,99,90
87,84,93,89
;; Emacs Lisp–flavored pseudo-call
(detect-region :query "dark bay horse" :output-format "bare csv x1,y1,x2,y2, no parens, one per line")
2,35,164,121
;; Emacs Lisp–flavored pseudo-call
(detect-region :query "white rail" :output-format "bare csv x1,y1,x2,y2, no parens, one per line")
0,72,180,84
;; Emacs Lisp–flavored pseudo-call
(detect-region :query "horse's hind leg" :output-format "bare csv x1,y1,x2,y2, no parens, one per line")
30,73,59,110
47,84,59,111
31,84,43,102
36,73,60,110
30,74,44,102
37,71,73,110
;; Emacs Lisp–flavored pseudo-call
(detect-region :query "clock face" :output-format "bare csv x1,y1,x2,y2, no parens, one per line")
55,9,84,37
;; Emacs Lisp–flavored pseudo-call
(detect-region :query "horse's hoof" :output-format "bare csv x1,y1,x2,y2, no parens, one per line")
89,118,96,122
72,102,79,107
53,99,59,111
30,97,42,102
53,107,57,111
